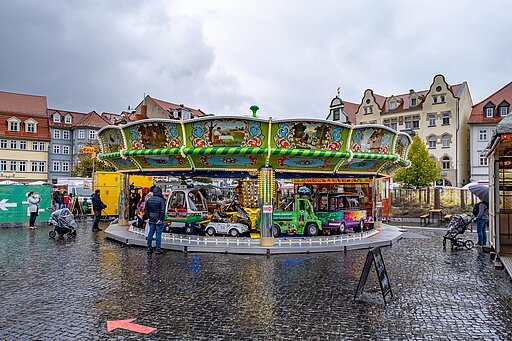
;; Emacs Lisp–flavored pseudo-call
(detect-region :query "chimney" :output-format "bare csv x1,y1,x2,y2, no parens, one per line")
409,89,414,95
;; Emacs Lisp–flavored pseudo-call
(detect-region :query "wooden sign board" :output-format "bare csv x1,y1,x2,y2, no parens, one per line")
354,246,393,305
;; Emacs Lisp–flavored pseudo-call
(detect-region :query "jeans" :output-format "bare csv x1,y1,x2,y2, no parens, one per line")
93,210,101,229
147,221,165,250
29,212,38,227
476,218,488,246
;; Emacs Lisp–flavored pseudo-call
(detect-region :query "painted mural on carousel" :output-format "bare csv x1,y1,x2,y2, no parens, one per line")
97,116,411,176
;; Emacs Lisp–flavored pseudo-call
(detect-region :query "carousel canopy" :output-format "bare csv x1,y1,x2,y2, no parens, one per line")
97,117,412,178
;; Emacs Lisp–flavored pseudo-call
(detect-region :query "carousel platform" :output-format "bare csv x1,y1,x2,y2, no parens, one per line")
105,223,404,255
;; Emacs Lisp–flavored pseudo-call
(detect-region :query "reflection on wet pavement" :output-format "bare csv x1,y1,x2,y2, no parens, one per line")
0,220,511,340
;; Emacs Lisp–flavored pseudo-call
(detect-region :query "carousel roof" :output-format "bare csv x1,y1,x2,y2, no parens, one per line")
97,116,411,178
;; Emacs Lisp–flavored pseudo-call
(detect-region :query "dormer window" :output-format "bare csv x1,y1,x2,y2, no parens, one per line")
499,101,509,117
484,101,495,118
388,101,397,111
182,111,191,120
24,119,38,133
7,117,21,132
410,98,417,107
53,113,61,123
64,115,72,124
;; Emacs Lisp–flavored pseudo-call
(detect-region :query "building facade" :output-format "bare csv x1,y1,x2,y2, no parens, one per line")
354,74,473,187
468,81,512,182
325,91,359,124
0,91,51,183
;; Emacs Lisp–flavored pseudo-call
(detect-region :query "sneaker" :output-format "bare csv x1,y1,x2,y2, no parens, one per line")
29,226,35,230
147,248,153,254
154,249,164,255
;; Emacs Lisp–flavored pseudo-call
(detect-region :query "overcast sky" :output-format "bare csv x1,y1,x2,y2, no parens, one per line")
1,0,511,119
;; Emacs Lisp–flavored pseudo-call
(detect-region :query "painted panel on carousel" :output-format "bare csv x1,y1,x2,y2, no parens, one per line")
130,155,188,169
337,158,386,173
190,154,266,170
272,121,349,151
186,119,268,148
379,160,404,175
393,134,411,159
110,157,138,171
124,122,182,150
98,128,124,154
269,156,337,173
350,127,394,154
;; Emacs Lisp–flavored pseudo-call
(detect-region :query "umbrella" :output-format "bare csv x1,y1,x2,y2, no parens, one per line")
467,184,489,202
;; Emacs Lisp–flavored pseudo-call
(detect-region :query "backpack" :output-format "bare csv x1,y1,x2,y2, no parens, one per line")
472,203,479,217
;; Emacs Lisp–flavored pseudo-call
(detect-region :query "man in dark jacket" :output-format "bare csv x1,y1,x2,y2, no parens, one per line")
143,186,166,254
91,189,107,231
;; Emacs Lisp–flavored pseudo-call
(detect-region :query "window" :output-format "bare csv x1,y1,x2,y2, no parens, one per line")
479,153,488,166
19,161,26,172
442,157,450,170
9,121,19,131
0,140,6,149
433,96,438,104
53,114,61,123
32,161,45,172
53,129,61,139
53,145,61,154
63,146,70,154
411,98,417,107
391,118,398,130
364,106,373,114
333,109,340,121
64,115,72,124
441,135,450,148
428,136,436,148
405,116,412,129
500,106,508,117
412,115,420,129
0,160,6,171
39,142,45,151
442,112,450,125
26,122,36,133
479,129,488,141
89,130,97,140
9,140,16,149
486,107,494,118
32,141,38,150
10,161,16,172
19,141,26,150
52,161,60,172
429,114,436,126
383,119,390,127
441,95,445,103
388,101,396,110
63,130,70,139
78,130,85,139
62,161,70,172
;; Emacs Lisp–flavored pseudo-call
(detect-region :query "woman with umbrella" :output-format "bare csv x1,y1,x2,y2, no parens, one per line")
468,184,489,246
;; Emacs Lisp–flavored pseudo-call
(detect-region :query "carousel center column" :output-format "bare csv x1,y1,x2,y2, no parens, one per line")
118,173,130,226
259,166,275,247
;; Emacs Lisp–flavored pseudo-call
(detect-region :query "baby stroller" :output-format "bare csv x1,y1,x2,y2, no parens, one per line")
49,208,78,238
442,213,475,250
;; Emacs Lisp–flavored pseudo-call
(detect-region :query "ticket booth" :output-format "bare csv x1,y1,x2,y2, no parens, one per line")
486,117,512,272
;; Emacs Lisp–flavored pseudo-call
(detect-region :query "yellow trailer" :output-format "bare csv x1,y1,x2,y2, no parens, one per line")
93,172,154,216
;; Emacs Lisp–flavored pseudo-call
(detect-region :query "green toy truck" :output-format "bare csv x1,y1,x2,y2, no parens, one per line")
271,197,322,237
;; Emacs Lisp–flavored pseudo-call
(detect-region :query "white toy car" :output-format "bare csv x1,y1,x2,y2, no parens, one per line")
205,221,249,237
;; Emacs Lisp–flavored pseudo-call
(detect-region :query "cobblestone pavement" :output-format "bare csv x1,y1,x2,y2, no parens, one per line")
0,220,511,340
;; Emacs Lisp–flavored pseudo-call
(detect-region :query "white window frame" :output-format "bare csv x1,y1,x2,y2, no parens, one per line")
62,161,70,172
388,101,396,110
53,114,61,123
53,145,61,154
63,130,70,140
63,145,70,154
37,162,45,172
39,142,45,151
19,161,26,172
9,121,19,132
442,113,450,125
9,140,17,149
19,141,26,150
53,129,61,139
52,161,60,172
26,122,36,133
78,129,85,139
479,154,488,166
64,115,72,124
0,160,6,171
500,106,508,117
429,114,436,126
412,115,420,129
441,135,450,148
442,157,450,170
486,107,494,118
0,140,6,149
478,129,488,142
89,130,97,140
10,160,17,172
428,136,436,148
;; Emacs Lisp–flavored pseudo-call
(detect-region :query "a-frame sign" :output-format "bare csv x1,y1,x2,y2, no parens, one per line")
354,246,393,305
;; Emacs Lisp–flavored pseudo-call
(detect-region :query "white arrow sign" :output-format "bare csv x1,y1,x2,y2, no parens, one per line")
0,199,18,211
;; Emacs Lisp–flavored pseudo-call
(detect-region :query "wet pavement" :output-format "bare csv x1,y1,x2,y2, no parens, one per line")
1,220,511,340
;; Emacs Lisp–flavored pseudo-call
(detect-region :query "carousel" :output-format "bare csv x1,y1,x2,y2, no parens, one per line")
97,112,412,254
